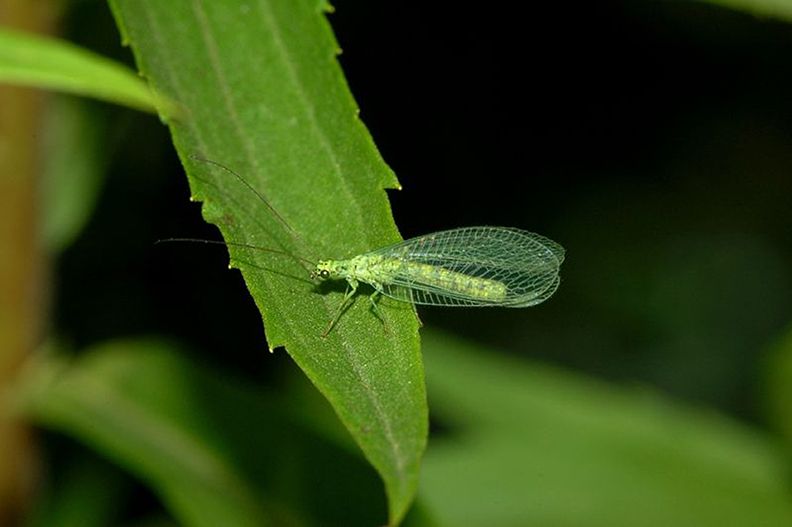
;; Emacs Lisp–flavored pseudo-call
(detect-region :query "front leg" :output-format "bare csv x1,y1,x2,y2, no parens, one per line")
322,278,358,337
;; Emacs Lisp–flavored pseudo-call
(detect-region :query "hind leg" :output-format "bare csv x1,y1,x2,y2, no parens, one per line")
367,290,391,334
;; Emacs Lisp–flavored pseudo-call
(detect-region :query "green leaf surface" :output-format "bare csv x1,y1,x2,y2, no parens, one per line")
420,330,792,527
699,0,792,21
17,339,391,527
107,1,425,523
0,26,161,113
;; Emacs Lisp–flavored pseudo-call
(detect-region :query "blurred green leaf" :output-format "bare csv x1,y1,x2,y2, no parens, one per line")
420,329,792,527
0,26,161,113
18,341,271,527
763,325,792,444
24,453,128,527
17,339,391,527
40,96,111,252
108,1,425,523
128,519,180,527
700,0,792,21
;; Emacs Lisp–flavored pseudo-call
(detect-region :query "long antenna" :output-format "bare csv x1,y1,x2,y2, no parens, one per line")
156,237,316,268
188,154,305,244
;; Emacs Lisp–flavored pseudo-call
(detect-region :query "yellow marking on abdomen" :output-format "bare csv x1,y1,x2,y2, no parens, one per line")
396,261,507,300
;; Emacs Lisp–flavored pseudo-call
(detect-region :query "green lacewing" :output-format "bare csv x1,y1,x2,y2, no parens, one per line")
186,157,565,336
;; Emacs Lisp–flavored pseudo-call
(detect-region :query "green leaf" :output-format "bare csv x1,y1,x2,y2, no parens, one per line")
420,329,792,527
0,27,164,113
763,325,792,445
698,0,792,21
18,341,271,527
24,453,128,527
40,96,111,252
107,1,426,523
17,340,391,527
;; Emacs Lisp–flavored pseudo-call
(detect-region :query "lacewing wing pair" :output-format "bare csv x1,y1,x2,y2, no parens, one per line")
179,157,565,336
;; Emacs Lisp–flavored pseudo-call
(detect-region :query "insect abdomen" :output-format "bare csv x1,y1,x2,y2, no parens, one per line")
393,261,507,300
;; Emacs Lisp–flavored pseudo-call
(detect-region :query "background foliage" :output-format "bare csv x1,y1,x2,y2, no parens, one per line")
2,0,792,526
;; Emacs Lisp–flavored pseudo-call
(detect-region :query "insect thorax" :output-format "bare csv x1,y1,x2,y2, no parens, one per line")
315,255,392,285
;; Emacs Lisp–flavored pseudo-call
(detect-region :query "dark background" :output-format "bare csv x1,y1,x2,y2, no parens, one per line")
57,0,792,433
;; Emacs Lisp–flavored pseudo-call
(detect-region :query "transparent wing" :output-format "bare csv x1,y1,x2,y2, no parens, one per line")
368,226,564,307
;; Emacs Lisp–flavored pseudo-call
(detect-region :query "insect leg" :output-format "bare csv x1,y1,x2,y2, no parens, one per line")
322,280,358,337
367,289,390,335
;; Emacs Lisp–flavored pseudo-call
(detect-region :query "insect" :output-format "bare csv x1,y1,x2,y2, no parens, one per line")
186,157,565,336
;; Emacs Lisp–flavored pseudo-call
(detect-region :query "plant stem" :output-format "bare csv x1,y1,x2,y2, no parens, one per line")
0,0,64,524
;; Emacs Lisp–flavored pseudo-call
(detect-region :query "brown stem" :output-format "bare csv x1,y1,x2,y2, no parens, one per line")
0,1,64,524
